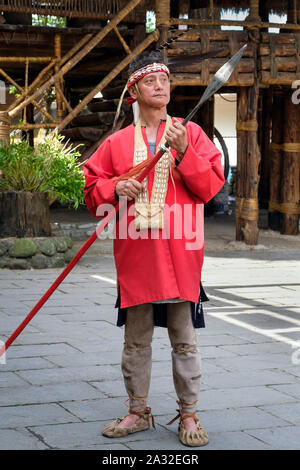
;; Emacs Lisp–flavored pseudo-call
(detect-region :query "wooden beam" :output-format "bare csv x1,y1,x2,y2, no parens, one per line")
54,30,159,133
8,0,143,119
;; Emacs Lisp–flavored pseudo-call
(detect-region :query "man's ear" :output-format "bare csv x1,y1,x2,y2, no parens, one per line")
128,85,137,100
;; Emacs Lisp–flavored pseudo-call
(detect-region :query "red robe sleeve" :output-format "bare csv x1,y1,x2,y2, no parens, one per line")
83,138,118,218
176,121,225,203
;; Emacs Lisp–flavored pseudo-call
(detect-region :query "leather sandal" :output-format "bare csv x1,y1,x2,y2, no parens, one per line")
167,408,209,447
102,407,155,438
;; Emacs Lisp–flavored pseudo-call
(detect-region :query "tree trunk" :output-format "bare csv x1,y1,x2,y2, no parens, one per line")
0,191,51,237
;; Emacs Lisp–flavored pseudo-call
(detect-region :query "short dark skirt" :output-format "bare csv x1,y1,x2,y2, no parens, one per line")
115,282,209,329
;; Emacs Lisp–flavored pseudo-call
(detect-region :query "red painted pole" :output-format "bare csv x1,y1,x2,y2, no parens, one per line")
0,148,165,358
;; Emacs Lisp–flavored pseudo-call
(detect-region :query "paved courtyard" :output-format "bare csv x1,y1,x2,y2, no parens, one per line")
1,221,300,450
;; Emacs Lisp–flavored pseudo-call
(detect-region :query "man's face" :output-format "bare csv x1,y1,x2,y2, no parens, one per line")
129,72,170,108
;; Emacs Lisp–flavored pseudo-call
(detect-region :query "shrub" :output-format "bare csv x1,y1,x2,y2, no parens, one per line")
0,135,85,208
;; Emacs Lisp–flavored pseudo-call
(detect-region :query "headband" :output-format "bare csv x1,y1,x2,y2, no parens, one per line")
126,62,170,89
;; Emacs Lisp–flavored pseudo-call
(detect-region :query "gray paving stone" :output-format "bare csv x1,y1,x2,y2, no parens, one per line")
0,356,57,372
245,426,300,450
201,369,299,390
0,428,48,450
0,403,80,427
1,247,300,450
219,341,291,356
207,353,296,372
0,371,30,387
6,342,80,359
260,402,300,425
268,384,300,400
17,364,121,386
0,382,100,406
191,386,297,411
27,421,171,449
45,350,122,368
166,407,289,433
90,379,127,398
202,431,275,450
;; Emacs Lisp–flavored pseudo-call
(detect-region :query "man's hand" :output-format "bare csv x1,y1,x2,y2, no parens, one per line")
165,118,188,159
115,178,145,201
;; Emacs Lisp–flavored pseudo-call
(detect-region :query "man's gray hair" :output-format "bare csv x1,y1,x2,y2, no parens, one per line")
128,51,166,77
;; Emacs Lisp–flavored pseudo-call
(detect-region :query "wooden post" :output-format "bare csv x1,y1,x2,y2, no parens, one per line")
280,91,300,235
268,88,284,231
258,88,272,209
156,0,170,59
54,34,64,121
236,85,260,245
247,0,261,21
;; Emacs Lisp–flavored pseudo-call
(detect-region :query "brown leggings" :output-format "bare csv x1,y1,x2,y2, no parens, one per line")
121,301,201,414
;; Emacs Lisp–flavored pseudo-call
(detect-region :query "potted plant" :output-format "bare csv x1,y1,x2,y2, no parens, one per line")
0,134,85,237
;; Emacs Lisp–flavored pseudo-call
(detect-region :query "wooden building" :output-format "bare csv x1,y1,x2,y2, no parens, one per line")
0,0,299,244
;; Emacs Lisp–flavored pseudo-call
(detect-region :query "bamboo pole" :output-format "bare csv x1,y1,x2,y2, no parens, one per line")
7,59,58,113
54,81,73,114
54,34,64,121
10,123,57,130
8,34,92,113
113,26,131,55
54,30,159,134
0,57,53,63
0,68,57,124
9,0,143,119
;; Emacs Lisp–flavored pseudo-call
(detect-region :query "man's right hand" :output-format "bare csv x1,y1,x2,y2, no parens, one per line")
115,178,145,201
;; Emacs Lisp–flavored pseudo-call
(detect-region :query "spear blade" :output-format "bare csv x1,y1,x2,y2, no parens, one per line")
182,44,247,126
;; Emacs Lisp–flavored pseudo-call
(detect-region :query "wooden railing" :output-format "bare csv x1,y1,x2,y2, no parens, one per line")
0,0,146,21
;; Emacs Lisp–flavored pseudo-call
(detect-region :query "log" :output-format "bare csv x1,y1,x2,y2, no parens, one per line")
71,112,117,126
0,191,51,237
101,85,126,100
169,58,254,74
61,127,106,142
260,71,300,85
259,44,297,56
87,99,128,112
260,56,299,72
170,72,254,86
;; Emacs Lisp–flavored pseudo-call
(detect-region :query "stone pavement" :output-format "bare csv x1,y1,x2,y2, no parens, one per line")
1,223,300,450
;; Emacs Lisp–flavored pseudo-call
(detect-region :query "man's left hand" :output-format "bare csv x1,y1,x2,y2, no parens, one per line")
165,118,188,159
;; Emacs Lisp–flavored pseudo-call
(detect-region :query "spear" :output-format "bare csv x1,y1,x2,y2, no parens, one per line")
0,44,247,358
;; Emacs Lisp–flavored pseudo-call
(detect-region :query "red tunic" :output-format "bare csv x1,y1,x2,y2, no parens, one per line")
83,119,225,308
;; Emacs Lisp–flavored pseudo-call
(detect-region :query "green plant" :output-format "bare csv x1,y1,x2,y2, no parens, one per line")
0,135,85,208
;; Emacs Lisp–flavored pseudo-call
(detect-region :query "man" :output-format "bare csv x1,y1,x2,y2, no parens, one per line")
83,51,224,446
